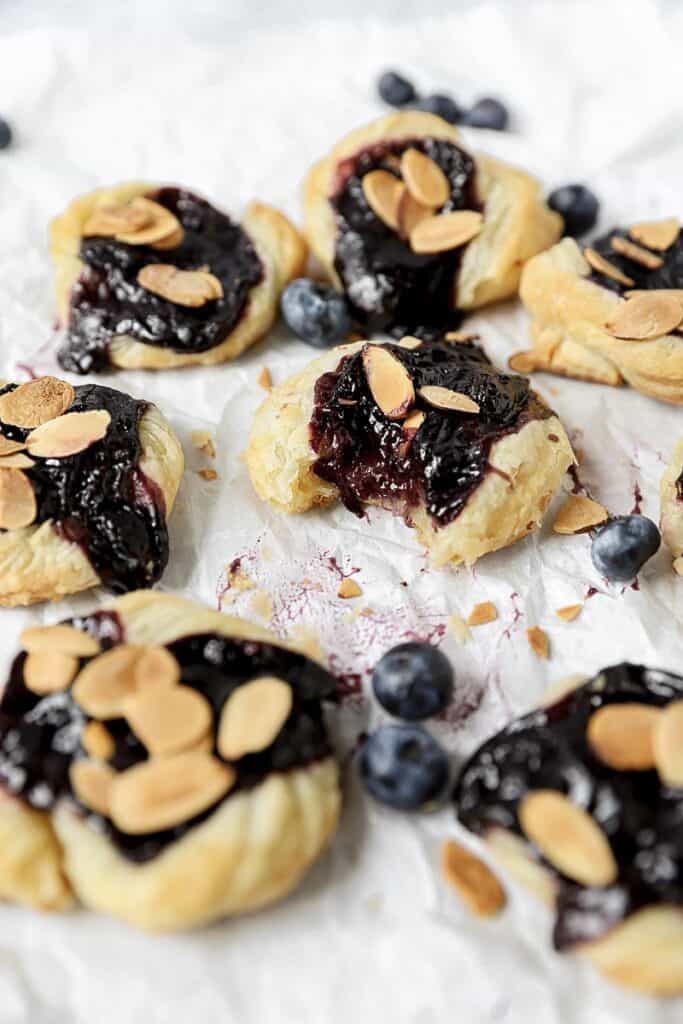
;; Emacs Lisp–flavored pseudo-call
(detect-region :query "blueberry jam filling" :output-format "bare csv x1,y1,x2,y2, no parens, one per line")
59,187,264,374
454,663,683,951
587,228,683,295
310,340,549,527
0,383,168,592
0,616,337,863
331,138,479,337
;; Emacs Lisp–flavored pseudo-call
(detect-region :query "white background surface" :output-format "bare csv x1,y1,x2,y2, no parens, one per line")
1,1,683,1021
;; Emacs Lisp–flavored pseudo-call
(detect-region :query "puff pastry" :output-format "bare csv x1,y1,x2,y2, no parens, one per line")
660,438,683,573
303,111,562,335
246,337,574,567
0,592,341,931
50,183,307,372
0,376,183,605
454,663,683,995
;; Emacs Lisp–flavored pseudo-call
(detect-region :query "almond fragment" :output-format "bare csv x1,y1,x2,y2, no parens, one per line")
362,346,415,419
629,218,680,251
587,702,660,771
467,602,497,627
190,430,216,457
653,699,683,787
397,189,432,238
26,409,111,459
0,437,26,457
20,623,100,658
410,210,483,254
258,366,273,390
70,759,115,817
338,578,362,599
134,646,180,691
83,199,153,237
419,385,479,414
198,467,218,480
137,264,223,308
109,751,235,835
71,645,144,719
445,331,480,343
610,235,663,270
519,790,617,887
399,408,425,457
527,626,549,659
555,604,583,622
0,468,36,529
125,684,213,757
23,651,78,695
508,351,537,374
441,839,506,918
218,676,293,760
553,494,609,534
400,148,450,208
82,721,115,761
150,225,185,251
605,292,683,341
114,198,183,246
584,248,635,287
0,378,75,429
398,335,422,349
361,170,404,231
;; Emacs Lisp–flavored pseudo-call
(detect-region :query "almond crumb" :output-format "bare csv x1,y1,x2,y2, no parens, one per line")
190,430,216,458
556,604,583,622
338,578,362,599
527,626,549,659
447,612,471,645
553,494,608,534
258,367,273,390
467,602,497,627
197,468,217,481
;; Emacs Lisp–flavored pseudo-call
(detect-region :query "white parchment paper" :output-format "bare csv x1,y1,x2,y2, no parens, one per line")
1,1,683,1020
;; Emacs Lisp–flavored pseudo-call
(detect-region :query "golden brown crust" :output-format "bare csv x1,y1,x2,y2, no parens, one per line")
519,238,683,403
50,183,307,370
660,438,683,572
303,112,562,311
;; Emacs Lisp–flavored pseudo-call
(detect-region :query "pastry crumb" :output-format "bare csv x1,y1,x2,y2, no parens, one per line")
447,611,471,645
257,366,272,390
555,603,582,622
338,577,362,599
467,601,497,627
249,590,274,620
190,429,216,458
441,839,506,918
527,625,549,659
197,468,217,481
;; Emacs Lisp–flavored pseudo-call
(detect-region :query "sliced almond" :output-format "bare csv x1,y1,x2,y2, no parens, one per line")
258,367,273,390
0,378,75,429
400,148,450,208
27,409,111,459
23,651,78,695
610,235,663,270
587,702,660,771
398,335,422,349
150,225,185,251
397,189,432,238
71,645,144,719
70,759,115,817
605,292,683,341
134,646,180,691
0,453,34,469
629,218,680,251
83,199,153,237
508,351,538,374
82,721,115,761
519,790,617,886
218,676,293,761
362,346,415,419
653,699,683,787
441,838,506,918
399,409,425,457
410,210,483,254
553,494,609,534
0,468,36,529
584,248,635,287
527,626,549,659
125,684,213,757
137,264,223,308
445,331,480,344
467,601,497,627
361,170,404,231
110,751,235,835
419,385,479,414
0,437,26,456
555,604,583,622
338,578,362,599
20,623,100,657
114,197,183,246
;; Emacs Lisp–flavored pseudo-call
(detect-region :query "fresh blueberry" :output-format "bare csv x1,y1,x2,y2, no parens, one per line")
410,93,462,125
378,71,416,108
372,641,453,720
547,184,599,238
463,97,509,131
360,724,449,810
0,118,12,151
591,515,661,582
281,278,352,348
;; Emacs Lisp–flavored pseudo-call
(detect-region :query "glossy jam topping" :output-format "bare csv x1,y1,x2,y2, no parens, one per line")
0,614,336,863
454,663,683,951
310,340,549,528
588,228,683,295
0,383,167,592
59,187,264,373
331,138,479,337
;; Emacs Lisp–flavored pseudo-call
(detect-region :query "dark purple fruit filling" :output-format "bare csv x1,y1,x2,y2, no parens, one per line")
0,383,168,592
59,187,264,374
331,138,479,337
587,228,683,295
310,339,549,528
453,663,683,951
0,615,337,863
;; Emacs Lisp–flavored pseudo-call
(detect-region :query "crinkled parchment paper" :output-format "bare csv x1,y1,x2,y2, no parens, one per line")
1,1,683,1020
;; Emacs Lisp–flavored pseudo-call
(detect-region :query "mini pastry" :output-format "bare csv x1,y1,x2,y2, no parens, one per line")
660,438,683,573
454,663,683,995
517,219,683,403
0,592,340,930
50,183,307,372
303,111,562,336
246,337,575,567
0,376,182,605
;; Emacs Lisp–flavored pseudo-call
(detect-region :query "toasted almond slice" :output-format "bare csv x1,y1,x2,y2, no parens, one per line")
555,603,583,622
653,699,683,786
467,601,497,626
20,623,101,657
419,385,480,414
83,199,152,237
125,684,213,757
441,838,506,918
527,626,549,659
0,453,34,469
362,346,415,419
0,377,75,429
587,702,660,771
508,351,538,374
24,651,78,695
398,335,422,349
82,721,115,761
198,467,218,481
399,408,425,457
150,225,185,250
610,235,663,269
605,292,683,341
338,578,362,599
397,188,433,238
218,676,293,761
137,264,223,308
445,331,480,343
115,198,182,246
0,437,26,456
134,646,180,691
361,170,404,231
410,210,483,254
519,790,617,886
72,645,144,719
27,409,111,459
553,494,609,534
258,366,273,390
190,430,216,457
0,468,36,529
584,248,635,287
629,218,680,251
110,751,235,835
400,148,450,208
70,759,115,816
